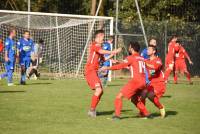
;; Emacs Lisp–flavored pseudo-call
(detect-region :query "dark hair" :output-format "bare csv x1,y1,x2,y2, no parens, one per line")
9,28,16,34
24,30,30,34
170,34,178,41
129,42,140,52
148,37,156,43
148,45,157,53
94,29,104,37
39,39,44,44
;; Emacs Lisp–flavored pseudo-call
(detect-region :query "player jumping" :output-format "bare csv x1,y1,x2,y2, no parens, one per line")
85,30,121,117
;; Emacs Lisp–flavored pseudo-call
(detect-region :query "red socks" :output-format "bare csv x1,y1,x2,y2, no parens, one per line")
90,95,100,110
164,69,172,81
114,98,122,117
152,97,163,109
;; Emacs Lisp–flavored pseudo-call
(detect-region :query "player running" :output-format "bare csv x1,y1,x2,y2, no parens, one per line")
102,42,149,120
17,31,35,85
0,29,16,86
85,30,121,118
98,36,113,87
173,42,193,84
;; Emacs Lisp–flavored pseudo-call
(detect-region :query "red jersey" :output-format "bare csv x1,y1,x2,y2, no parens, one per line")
110,53,146,80
166,41,179,63
0,42,3,52
175,46,189,60
85,42,103,71
146,57,165,83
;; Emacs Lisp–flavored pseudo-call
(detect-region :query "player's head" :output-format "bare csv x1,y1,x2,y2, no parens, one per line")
147,45,157,56
170,34,178,42
9,28,16,38
24,31,30,39
94,29,104,44
148,37,157,46
128,41,140,54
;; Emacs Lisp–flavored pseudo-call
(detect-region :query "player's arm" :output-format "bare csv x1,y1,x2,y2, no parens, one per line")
182,48,193,65
4,40,10,62
102,58,130,71
98,47,122,55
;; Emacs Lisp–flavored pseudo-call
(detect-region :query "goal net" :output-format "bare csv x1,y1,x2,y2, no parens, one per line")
0,10,113,79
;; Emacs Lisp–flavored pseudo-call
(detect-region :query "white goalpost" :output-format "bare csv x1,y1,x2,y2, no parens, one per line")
0,10,114,79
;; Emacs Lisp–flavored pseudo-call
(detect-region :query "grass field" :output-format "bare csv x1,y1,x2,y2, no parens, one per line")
0,78,200,134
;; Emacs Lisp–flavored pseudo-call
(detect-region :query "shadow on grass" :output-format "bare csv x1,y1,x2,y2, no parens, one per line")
107,84,122,87
151,110,178,118
97,109,132,116
26,82,52,85
0,90,26,93
162,95,172,98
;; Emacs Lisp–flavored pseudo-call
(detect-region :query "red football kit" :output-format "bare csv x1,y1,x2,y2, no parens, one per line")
85,42,103,89
146,57,166,98
110,53,146,99
174,45,191,83
165,41,179,80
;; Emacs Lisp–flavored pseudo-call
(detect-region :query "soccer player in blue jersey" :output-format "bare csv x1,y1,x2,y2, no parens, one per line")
99,36,113,87
0,29,16,86
17,31,35,85
141,38,157,59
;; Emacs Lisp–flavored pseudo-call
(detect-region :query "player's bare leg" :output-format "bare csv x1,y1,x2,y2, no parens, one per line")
147,91,165,118
88,86,103,118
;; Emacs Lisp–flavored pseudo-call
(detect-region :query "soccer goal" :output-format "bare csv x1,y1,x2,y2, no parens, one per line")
0,10,113,79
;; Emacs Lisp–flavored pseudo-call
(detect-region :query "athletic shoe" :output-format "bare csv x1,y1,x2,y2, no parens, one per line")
160,107,166,118
7,83,16,86
20,81,26,85
112,115,121,121
88,110,96,118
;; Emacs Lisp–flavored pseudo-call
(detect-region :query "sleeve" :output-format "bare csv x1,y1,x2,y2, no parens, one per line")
110,57,131,70
102,43,109,50
140,49,145,57
182,47,190,59
4,39,10,51
154,59,162,71
93,45,102,53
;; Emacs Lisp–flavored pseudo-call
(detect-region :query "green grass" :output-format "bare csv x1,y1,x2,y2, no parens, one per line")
0,79,200,134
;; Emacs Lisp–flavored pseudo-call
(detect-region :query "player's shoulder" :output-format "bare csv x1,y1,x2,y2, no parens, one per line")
5,38,10,46
154,57,162,64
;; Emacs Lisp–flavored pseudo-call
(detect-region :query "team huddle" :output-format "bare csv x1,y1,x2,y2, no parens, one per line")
0,29,42,86
85,30,193,120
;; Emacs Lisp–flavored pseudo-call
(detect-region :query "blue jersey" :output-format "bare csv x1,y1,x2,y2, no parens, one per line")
5,37,16,61
17,38,34,58
102,42,111,66
141,48,149,59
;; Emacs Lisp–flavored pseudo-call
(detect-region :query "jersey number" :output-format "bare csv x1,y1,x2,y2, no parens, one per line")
138,61,145,73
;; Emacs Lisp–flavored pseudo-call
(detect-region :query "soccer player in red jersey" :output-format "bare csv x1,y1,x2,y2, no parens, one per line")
164,35,179,82
102,42,149,120
85,30,121,117
131,45,166,118
173,43,193,84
